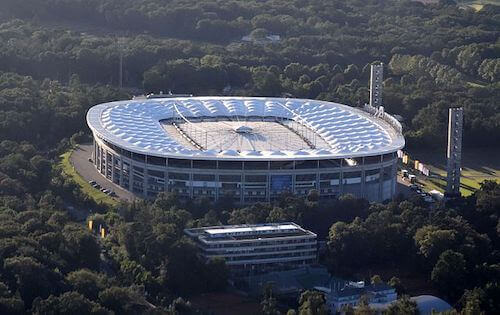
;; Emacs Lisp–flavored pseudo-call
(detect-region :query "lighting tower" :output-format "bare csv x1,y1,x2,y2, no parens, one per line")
370,63,383,108
446,107,463,197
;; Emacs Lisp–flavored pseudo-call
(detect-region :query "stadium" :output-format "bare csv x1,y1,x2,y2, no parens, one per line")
86,96,404,203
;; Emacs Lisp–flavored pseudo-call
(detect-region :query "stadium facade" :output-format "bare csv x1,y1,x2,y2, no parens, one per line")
86,97,404,203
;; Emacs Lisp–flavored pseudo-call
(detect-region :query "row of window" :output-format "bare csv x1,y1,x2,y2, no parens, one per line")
208,250,316,262
97,136,395,169
204,245,317,255
203,238,316,248
95,140,396,201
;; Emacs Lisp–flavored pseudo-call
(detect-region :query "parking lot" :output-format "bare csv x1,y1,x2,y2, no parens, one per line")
70,144,138,202
397,169,442,203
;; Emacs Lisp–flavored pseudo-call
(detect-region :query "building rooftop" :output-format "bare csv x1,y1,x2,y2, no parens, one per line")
185,222,316,242
87,97,404,160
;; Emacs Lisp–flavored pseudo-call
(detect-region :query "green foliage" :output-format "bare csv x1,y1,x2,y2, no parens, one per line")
0,1,498,313
298,290,327,315
325,183,499,312
261,284,281,315
431,250,467,301
384,295,418,315
65,269,110,301
31,291,111,315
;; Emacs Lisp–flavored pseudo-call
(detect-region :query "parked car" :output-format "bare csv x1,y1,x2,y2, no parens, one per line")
402,170,409,178
88,180,96,185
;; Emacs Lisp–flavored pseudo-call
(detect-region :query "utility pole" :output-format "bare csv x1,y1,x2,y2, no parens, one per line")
117,38,124,89
119,49,123,89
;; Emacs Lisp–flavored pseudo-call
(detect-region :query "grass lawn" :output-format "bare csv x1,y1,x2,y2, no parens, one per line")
466,81,486,88
59,150,119,207
458,0,500,11
406,148,500,196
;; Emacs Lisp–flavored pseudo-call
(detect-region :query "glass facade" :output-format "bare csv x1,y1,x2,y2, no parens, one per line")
93,136,398,203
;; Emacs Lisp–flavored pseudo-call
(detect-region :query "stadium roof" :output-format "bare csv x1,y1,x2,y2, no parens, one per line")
87,97,404,160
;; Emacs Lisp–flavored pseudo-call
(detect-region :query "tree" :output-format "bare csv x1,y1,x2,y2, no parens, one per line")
261,284,280,315
371,275,383,285
252,70,282,96
61,224,101,270
459,288,485,315
65,269,109,301
298,290,327,315
167,297,195,315
388,277,406,295
31,292,110,315
98,286,146,315
431,250,467,300
204,258,229,291
414,225,458,266
384,295,418,315
3,256,64,309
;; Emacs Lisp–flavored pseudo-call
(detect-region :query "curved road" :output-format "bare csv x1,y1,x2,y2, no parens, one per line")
70,144,138,202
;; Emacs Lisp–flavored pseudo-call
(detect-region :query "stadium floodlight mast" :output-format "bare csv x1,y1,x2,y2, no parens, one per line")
446,107,463,198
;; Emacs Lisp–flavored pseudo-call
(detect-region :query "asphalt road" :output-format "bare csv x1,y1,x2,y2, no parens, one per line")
70,144,138,202
396,174,412,197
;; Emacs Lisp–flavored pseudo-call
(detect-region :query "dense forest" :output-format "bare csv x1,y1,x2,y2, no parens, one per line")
0,0,498,313
0,0,498,148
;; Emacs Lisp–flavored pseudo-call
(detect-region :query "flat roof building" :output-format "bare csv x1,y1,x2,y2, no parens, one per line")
184,222,317,274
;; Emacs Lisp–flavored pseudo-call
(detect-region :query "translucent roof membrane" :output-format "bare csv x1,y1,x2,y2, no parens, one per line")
87,97,404,160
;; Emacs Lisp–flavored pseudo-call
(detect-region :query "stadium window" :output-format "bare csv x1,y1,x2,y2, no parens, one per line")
319,159,342,168
364,155,382,164
383,166,393,180
270,161,294,170
244,161,269,170
132,153,146,163
344,158,362,167
383,153,395,162
193,160,217,169
320,173,340,180
218,161,243,170
168,158,191,168
245,175,267,182
296,174,316,181
343,171,362,180
168,172,190,180
122,149,132,158
147,155,166,166
365,169,380,182
219,174,241,182
193,174,215,181
133,166,144,173
147,169,164,178
295,160,318,169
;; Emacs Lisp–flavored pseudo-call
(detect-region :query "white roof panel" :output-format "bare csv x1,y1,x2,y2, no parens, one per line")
205,224,299,235
87,96,404,159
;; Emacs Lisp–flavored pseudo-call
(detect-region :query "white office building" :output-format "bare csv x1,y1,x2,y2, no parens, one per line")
316,281,397,313
184,222,317,273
